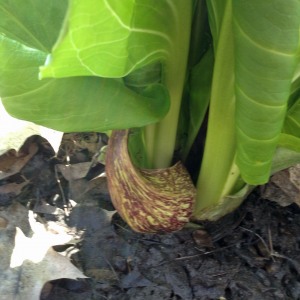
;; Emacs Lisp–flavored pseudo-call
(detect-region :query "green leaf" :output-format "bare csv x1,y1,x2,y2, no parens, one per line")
183,47,213,159
279,134,300,153
40,0,180,78
0,35,169,132
0,37,47,97
0,0,67,52
123,62,162,93
272,146,300,174
233,0,300,184
206,0,228,50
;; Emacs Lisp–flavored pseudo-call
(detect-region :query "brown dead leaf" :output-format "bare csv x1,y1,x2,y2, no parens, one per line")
62,132,100,155
57,162,92,181
0,143,38,180
192,229,214,248
66,176,110,207
262,164,300,207
0,216,8,229
0,178,30,196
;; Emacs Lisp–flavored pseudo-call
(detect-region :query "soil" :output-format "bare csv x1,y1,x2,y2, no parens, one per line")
1,134,300,300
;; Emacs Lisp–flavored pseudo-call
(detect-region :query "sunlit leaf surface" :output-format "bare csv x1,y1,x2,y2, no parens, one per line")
40,0,180,78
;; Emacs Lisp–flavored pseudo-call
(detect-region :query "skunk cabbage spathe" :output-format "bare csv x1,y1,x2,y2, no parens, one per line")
106,130,196,233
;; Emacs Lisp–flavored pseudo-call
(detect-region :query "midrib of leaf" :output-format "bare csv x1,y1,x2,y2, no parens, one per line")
0,6,48,53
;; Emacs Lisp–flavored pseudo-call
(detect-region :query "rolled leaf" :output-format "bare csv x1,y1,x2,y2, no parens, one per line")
233,0,300,184
106,130,196,233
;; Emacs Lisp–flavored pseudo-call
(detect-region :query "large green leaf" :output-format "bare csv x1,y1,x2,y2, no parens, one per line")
0,35,169,132
0,0,67,52
40,0,181,78
0,1,169,132
233,0,300,184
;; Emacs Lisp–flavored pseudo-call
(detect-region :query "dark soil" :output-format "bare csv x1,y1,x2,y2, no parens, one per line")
1,134,300,300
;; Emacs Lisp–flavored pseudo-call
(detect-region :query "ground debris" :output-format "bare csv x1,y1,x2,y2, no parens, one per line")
0,134,299,300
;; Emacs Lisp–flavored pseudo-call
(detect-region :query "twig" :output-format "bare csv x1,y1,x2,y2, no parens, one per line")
153,243,237,268
268,225,274,254
54,164,70,216
100,254,119,282
89,134,106,169
240,226,272,256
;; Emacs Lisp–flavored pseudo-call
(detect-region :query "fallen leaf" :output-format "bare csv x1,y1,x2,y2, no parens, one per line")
120,268,155,288
0,216,8,229
164,263,193,300
57,162,92,181
85,268,117,281
262,164,300,207
33,200,65,215
0,178,30,196
64,175,111,210
62,132,100,154
1,247,87,300
0,143,38,180
192,229,214,248
10,210,78,266
0,203,87,300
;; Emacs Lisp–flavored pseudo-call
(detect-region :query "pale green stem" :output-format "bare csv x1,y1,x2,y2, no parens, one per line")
147,1,193,169
144,123,156,168
193,0,237,217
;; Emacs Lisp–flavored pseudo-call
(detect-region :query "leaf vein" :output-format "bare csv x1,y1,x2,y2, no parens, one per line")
234,19,295,57
103,0,173,46
236,84,287,109
0,6,48,52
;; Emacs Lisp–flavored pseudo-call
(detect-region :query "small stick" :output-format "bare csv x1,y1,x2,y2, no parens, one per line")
54,164,70,216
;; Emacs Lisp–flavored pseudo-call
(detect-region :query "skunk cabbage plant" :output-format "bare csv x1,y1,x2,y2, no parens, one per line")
1,0,300,231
